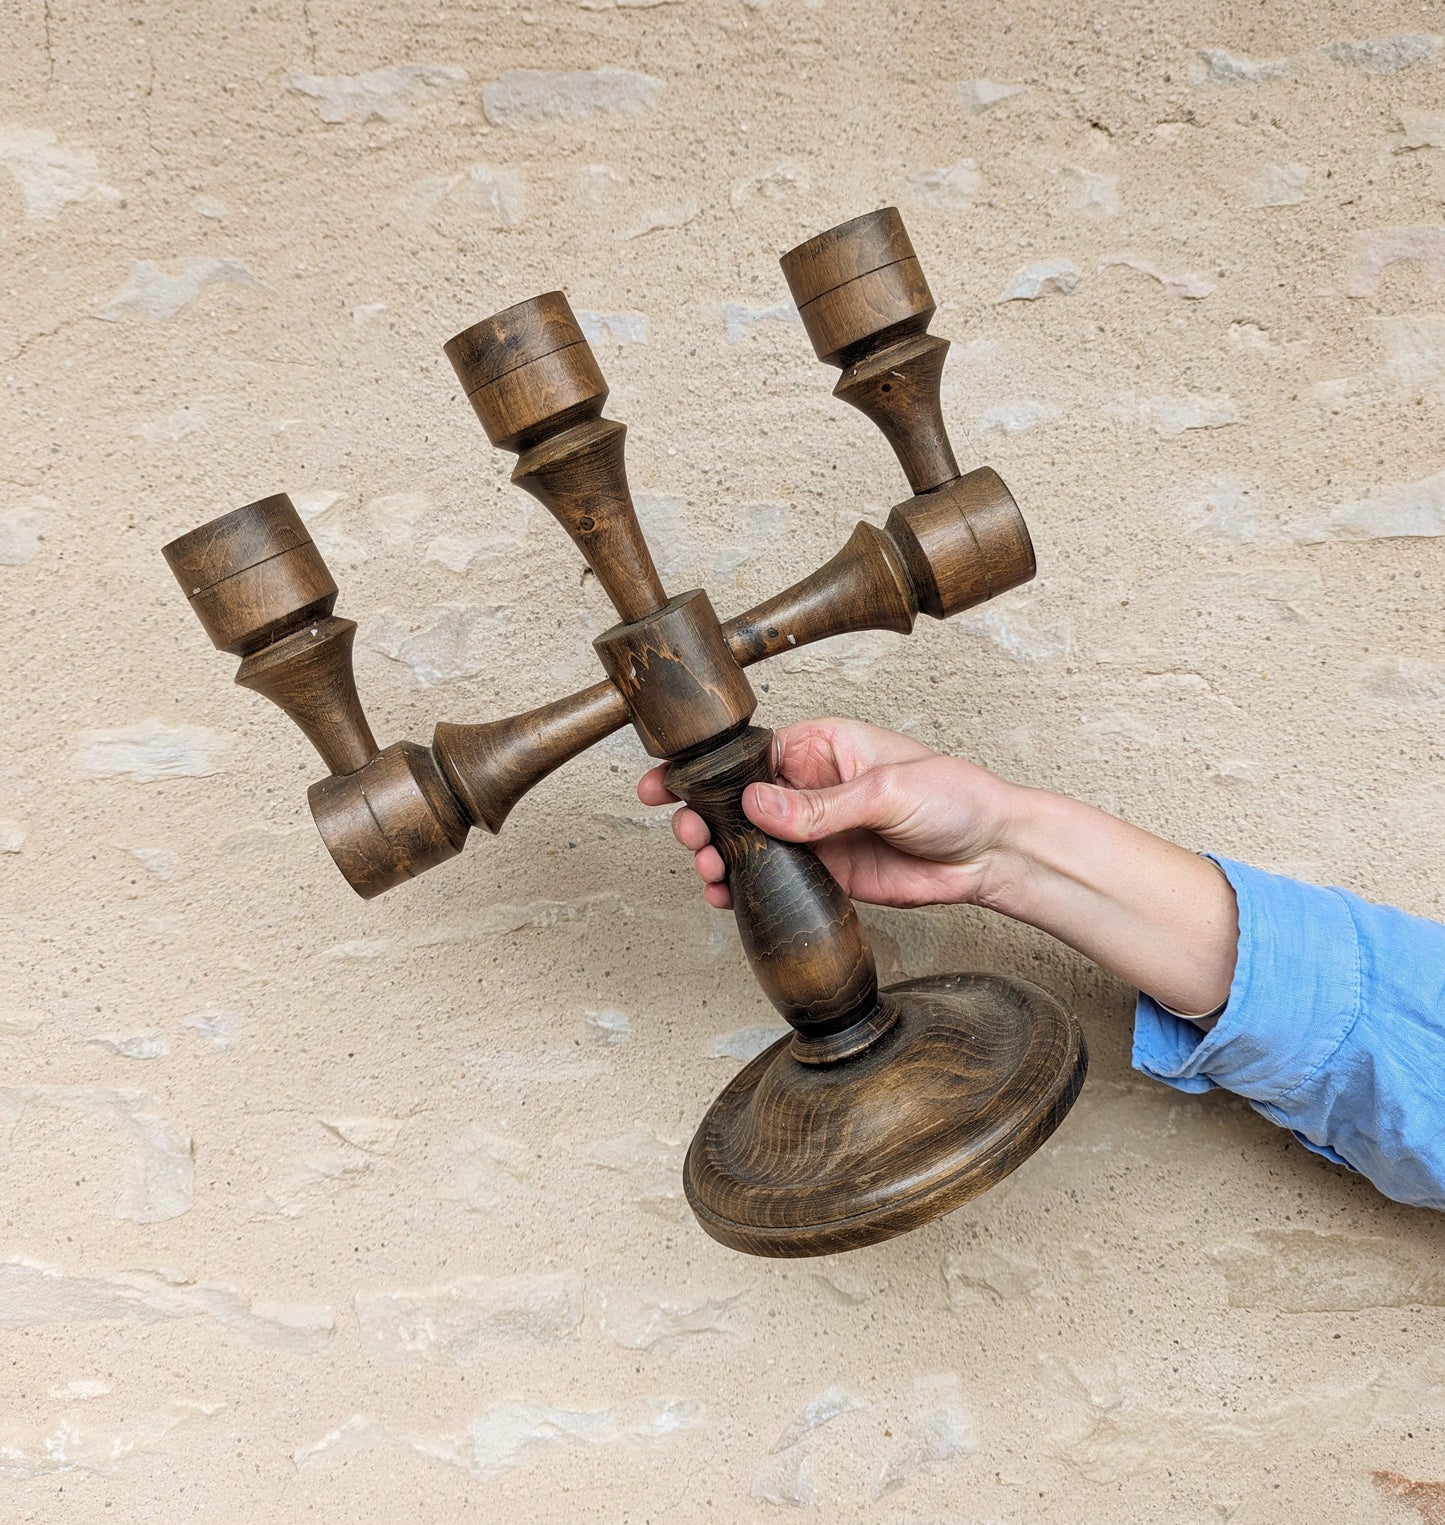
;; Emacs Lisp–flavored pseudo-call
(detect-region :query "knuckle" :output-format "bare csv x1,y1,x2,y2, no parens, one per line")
798,790,829,833
861,766,901,818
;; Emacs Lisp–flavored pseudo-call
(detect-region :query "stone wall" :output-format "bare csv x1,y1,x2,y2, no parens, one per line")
3,2,1445,1519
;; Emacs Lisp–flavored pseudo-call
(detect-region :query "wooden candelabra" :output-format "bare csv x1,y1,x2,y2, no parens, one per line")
163,209,1086,1258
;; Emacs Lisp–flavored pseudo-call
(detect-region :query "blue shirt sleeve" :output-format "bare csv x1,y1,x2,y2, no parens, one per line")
1132,855,1445,1211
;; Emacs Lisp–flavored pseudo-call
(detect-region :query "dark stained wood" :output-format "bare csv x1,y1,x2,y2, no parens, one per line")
446,294,667,623
430,467,1034,840
457,343,608,454
887,468,1035,619
163,493,337,656
444,291,585,394
721,519,916,664
164,495,377,774
595,590,756,758
667,727,882,1051
447,294,612,458
685,973,1087,1257
165,494,473,899
433,679,628,835
435,517,907,819
162,492,312,600
742,469,1034,638
791,258,934,368
310,741,469,900
835,333,959,495
782,207,962,495
514,416,667,624
184,543,338,657
779,207,917,308
175,467,1028,891
235,616,378,777
167,211,1085,1260
455,305,757,765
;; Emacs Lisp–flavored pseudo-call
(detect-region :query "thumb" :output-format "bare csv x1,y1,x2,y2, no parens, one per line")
742,772,895,843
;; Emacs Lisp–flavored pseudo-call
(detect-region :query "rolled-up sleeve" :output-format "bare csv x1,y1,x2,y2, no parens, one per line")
1133,855,1445,1211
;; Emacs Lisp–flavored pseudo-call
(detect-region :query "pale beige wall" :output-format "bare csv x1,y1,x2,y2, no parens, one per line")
3,1,1445,1519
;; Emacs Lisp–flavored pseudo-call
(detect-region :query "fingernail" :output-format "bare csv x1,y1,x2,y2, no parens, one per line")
752,782,788,818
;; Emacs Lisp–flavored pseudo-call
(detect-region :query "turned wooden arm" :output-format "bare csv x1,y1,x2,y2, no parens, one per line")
780,206,960,496
444,293,668,625
432,466,1033,833
164,461,1030,894
163,495,469,899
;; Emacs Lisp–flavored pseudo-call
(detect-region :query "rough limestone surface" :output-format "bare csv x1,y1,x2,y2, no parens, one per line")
2,3,1445,1521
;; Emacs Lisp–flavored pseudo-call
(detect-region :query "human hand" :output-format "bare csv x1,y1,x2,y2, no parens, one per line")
636,717,1018,911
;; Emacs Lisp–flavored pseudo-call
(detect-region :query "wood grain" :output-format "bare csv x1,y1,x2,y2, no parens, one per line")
166,211,1084,1260
447,293,667,623
433,679,626,835
782,206,962,495
595,590,756,759
165,494,472,897
834,332,959,496
310,741,469,899
513,416,666,625
684,972,1087,1257
434,470,1032,820
234,616,378,778
886,467,1034,618
667,727,882,1053
164,494,378,775
162,493,337,657
779,207,917,310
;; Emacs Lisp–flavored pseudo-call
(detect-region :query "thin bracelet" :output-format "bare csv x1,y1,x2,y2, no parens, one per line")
1157,997,1228,1022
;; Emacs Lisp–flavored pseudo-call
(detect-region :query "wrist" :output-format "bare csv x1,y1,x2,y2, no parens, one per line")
971,781,1240,1015
971,781,1063,919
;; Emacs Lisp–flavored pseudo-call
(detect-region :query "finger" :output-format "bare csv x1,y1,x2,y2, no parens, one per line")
695,845,726,884
772,717,933,790
704,881,733,910
769,723,844,791
742,768,907,844
671,807,711,851
637,765,677,806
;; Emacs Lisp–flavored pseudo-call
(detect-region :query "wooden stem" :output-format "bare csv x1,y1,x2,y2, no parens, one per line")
667,727,890,1065
433,679,626,835
234,616,378,776
833,332,959,496
513,417,667,624
721,520,914,664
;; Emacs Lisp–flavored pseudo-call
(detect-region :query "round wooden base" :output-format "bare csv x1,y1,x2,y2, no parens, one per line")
684,973,1087,1258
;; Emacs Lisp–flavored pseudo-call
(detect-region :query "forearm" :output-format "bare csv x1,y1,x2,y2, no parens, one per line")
979,785,1239,1019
